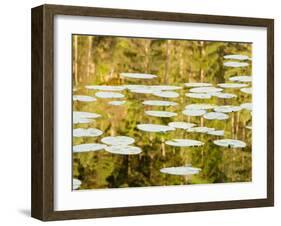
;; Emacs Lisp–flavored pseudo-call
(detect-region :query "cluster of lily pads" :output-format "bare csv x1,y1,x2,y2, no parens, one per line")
73,54,252,186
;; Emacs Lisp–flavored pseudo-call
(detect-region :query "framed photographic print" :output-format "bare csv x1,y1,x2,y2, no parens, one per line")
31,4,274,221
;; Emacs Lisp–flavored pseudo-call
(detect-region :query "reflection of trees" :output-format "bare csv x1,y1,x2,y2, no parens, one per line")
72,35,252,188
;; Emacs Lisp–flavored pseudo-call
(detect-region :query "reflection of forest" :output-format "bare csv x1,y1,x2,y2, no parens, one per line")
72,35,252,189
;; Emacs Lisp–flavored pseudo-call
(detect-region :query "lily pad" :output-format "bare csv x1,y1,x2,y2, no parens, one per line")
203,112,229,120
101,136,135,146
95,91,124,99
153,91,179,98
142,100,178,106
120,73,157,79
188,127,215,133
207,130,224,136
185,93,211,99
73,143,107,153
73,128,103,137
160,166,201,176
73,178,82,190
85,85,125,91
229,75,252,82
73,95,96,102
182,109,206,116
211,92,237,99
218,83,248,88
105,145,142,155
240,103,252,111
214,105,242,113
168,122,196,130
108,100,126,106
240,87,252,94
184,82,212,87
224,54,250,60
145,110,177,118
165,139,204,147
73,111,101,124
137,124,175,132
150,85,182,90
185,104,216,110
213,139,246,148
189,87,223,93
224,61,249,67
130,88,155,94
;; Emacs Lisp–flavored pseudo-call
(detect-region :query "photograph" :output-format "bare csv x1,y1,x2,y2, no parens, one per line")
72,35,252,190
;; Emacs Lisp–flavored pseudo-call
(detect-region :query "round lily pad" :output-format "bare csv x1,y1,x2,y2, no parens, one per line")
160,166,201,176
184,82,212,87
95,91,124,99
224,54,250,60
73,128,103,137
142,100,178,106
203,112,229,120
101,136,135,146
224,61,249,67
137,124,175,132
240,87,252,94
185,104,217,110
108,100,126,106
189,87,223,93
240,103,252,111
229,75,252,82
168,122,196,130
185,93,211,99
73,111,101,124
165,139,204,147
73,143,107,153
207,130,224,136
120,73,157,79
214,105,242,113
182,109,206,116
145,110,177,118
213,139,246,148
73,95,96,102
153,91,179,98
188,127,215,133
105,145,142,155
211,92,237,99
150,85,182,91
85,85,125,91
73,178,82,190
218,83,248,88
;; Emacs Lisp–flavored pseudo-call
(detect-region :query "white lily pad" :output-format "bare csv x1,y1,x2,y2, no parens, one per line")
73,178,82,190
160,166,201,176
207,130,224,136
185,93,211,99
137,124,175,133
182,109,206,116
212,92,237,99
185,104,217,110
224,61,249,67
153,91,179,98
184,82,212,87
213,139,246,148
240,87,252,94
73,111,101,124
73,128,103,137
73,143,107,153
188,127,215,133
168,122,196,130
108,100,126,106
214,105,242,113
142,100,178,106
95,91,124,99
203,112,229,120
73,95,96,102
218,83,248,88
145,110,177,118
105,145,142,155
165,139,204,147
150,85,182,90
120,73,157,79
240,103,252,111
73,118,93,124
101,136,135,146
85,85,125,91
189,87,223,93
229,75,252,82
130,88,155,94
224,54,250,60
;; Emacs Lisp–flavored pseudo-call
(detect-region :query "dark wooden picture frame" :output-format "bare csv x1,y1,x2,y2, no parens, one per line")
31,4,274,221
